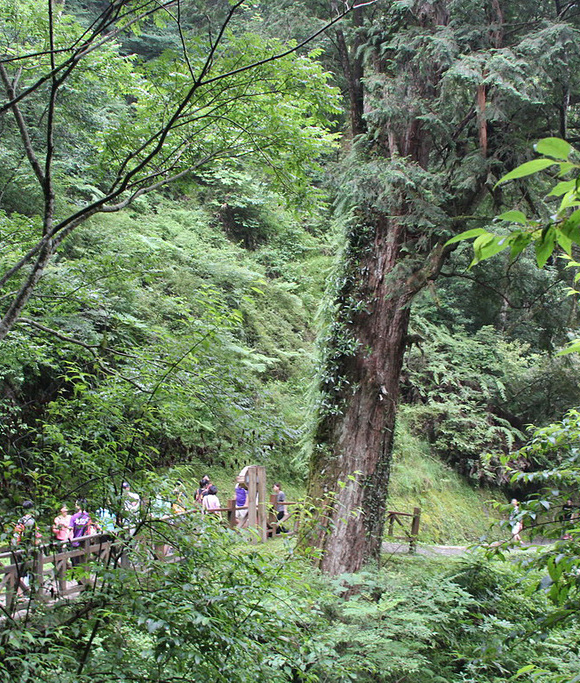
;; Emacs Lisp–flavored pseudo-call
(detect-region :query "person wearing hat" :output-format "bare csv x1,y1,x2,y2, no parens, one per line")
13,500,41,546
52,504,72,542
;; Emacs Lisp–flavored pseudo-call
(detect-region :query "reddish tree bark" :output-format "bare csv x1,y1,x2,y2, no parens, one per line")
305,208,447,573
304,0,454,575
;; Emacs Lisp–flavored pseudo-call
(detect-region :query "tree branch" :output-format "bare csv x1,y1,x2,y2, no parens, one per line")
0,64,46,186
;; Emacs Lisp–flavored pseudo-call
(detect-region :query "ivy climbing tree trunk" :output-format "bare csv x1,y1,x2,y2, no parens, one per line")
305,0,580,574
304,1,453,575
306,208,448,574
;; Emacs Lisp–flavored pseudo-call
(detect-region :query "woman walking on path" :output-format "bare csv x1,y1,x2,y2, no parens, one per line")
52,505,72,542
202,485,222,519
509,499,523,543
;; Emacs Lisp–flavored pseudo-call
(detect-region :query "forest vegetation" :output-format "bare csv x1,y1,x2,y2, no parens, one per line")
2,0,580,680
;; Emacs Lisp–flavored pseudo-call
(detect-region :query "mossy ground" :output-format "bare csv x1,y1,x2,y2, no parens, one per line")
388,421,502,545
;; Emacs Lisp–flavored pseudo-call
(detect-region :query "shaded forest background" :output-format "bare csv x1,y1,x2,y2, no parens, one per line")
2,0,580,681
2,0,580,515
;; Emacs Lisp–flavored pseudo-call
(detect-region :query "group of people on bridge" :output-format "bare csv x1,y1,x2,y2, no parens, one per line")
10,472,290,554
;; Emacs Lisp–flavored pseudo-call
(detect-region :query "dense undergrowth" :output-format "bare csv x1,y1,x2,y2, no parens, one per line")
2,514,579,683
389,421,499,545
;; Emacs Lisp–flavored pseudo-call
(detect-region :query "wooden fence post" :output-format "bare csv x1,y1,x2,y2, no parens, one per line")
257,466,267,542
227,498,236,529
5,565,16,612
409,507,421,554
56,551,67,596
269,494,278,536
33,548,44,598
247,468,258,541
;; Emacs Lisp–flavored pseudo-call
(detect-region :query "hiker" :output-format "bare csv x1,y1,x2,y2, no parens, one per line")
12,500,41,594
235,480,248,528
172,480,187,514
122,481,140,513
13,500,42,547
273,483,288,533
69,499,93,566
52,505,72,542
95,507,116,534
151,494,172,519
560,499,577,540
195,475,211,503
122,481,141,525
202,484,222,518
509,498,523,543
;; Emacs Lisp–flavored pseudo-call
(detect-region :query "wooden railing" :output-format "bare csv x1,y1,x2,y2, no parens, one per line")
1,502,419,613
386,507,421,553
0,533,123,612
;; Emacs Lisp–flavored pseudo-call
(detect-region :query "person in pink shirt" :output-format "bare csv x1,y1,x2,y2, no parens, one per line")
202,485,222,519
52,505,72,542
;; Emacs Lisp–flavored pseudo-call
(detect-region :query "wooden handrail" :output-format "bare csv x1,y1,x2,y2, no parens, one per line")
1,501,419,613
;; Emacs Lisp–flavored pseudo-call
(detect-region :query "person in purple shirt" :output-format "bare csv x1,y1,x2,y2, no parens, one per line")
69,499,92,566
235,482,248,528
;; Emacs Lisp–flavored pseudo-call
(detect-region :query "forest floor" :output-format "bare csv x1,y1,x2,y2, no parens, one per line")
382,539,553,558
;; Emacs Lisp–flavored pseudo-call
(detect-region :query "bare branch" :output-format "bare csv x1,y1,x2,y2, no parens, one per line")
0,64,45,186
0,0,376,340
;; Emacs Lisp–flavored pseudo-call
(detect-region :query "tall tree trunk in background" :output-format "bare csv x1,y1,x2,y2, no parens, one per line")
305,0,575,574
333,4,365,138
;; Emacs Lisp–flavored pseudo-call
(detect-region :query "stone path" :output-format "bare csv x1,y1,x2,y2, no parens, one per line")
382,541,467,557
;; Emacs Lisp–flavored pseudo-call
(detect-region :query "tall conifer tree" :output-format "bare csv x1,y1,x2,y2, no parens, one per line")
306,0,580,574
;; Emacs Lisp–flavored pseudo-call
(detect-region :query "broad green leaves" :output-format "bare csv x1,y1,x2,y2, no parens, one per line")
446,137,580,268
535,137,573,160
497,157,558,184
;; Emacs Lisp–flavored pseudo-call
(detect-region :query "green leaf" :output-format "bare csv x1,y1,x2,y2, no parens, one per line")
508,232,533,259
557,161,576,176
557,340,580,356
534,137,572,160
564,209,580,230
556,229,573,255
515,664,537,676
471,233,510,266
496,158,558,186
444,227,488,246
548,180,576,197
497,210,527,224
535,227,556,268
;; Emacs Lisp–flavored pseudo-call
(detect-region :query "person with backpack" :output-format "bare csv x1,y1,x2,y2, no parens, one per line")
12,500,41,547
69,499,92,566
195,475,211,504
202,485,222,518
12,500,42,593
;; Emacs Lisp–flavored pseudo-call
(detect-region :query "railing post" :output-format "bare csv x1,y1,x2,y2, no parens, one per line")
409,507,421,554
247,469,257,541
228,499,236,529
257,466,267,542
32,547,44,598
56,550,67,596
5,565,16,612
388,513,395,537
269,494,278,537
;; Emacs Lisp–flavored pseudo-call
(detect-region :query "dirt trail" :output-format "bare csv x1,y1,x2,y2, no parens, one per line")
382,541,467,557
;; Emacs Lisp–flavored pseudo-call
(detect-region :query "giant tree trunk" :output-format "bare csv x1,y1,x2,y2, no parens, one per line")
304,0,453,575
305,207,446,574
307,217,412,574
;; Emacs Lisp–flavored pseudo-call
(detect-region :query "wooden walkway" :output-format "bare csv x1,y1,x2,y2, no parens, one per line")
1,503,420,615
